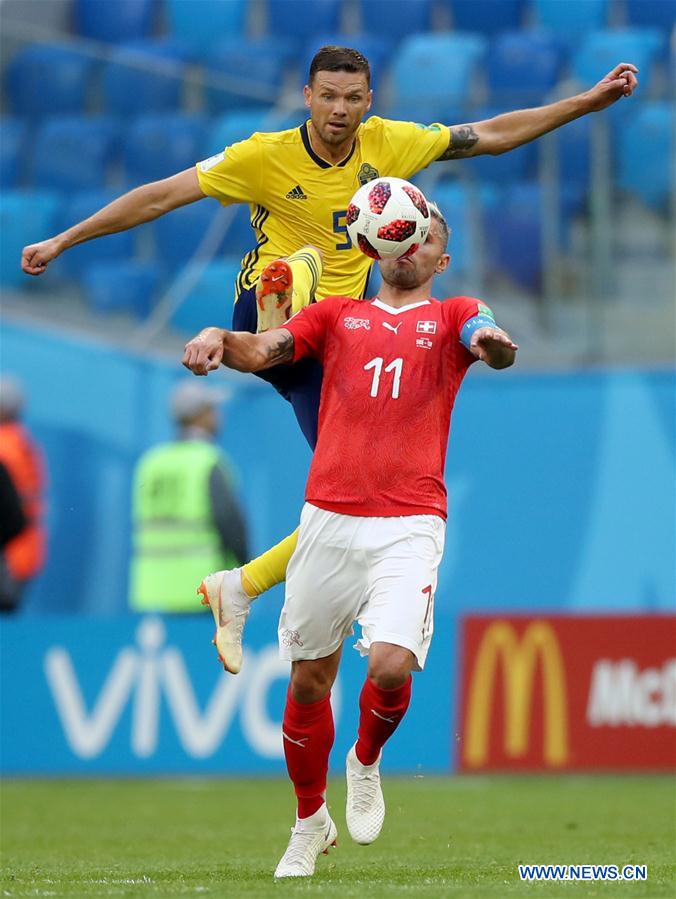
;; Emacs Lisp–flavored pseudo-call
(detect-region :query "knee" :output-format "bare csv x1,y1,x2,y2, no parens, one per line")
290,662,333,704
367,645,415,690
306,244,323,263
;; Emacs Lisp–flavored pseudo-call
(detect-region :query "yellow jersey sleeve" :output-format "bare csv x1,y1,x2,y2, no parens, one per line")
195,135,262,206
373,118,450,181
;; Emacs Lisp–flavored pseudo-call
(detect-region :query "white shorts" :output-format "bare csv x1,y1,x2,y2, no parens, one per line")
279,503,446,671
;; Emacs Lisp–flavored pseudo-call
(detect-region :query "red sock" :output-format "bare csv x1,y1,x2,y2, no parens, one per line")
282,687,334,818
355,676,412,766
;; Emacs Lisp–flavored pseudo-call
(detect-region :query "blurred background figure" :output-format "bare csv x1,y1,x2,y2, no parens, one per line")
0,377,48,613
129,380,249,613
0,460,27,582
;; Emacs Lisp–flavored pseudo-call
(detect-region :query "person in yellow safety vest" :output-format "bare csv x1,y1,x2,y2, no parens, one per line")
129,381,249,613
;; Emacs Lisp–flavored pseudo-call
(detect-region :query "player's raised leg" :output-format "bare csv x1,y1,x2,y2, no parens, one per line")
197,251,323,674
256,259,293,333
197,568,250,674
241,528,298,599
256,245,323,333
346,643,414,844
197,529,298,673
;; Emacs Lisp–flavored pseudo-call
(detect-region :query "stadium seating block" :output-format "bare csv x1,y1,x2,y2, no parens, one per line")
5,44,94,118
170,259,241,335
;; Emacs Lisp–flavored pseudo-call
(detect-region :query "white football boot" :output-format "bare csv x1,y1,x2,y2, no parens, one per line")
345,744,385,845
197,568,251,674
274,805,337,879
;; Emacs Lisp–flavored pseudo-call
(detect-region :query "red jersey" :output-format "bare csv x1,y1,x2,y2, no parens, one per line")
284,295,482,519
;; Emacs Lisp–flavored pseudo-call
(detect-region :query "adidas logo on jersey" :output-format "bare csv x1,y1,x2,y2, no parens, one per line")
286,184,308,200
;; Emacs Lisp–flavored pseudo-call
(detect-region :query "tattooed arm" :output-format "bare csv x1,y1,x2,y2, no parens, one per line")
438,62,639,159
253,329,295,371
182,326,294,375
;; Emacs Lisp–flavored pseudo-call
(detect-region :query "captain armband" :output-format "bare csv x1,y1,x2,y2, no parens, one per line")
460,315,501,350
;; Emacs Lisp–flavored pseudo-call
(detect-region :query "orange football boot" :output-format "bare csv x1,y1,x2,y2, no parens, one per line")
255,259,293,333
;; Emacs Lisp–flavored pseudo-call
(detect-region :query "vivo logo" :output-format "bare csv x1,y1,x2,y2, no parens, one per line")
44,618,336,761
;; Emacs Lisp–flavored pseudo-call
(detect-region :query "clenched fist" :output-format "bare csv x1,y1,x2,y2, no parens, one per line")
182,327,228,376
21,237,64,275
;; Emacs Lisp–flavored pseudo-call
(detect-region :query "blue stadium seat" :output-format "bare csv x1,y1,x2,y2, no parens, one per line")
32,118,118,191
206,110,271,152
573,29,665,91
617,101,673,210
203,38,296,112
123,114,207,185
50,190,136,277
484,182,543,291
81,260,162,318
447,0,524,36
390,33,488,122
73,0,155,42
487,31,565,106
625,0,676,30
300,34,393,91
465,108,538,183
533,0,609,43
556,116,591,195
166,0,247,43
4,44,94,118
428,182,475,277
0,119,28,187
170,260,241,335
360,0,434,41
0,191,61,288
268,0,341,40
153,201,224,270
102,41,189,116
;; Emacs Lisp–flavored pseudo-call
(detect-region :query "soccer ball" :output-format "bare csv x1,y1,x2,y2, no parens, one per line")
346,177,431,260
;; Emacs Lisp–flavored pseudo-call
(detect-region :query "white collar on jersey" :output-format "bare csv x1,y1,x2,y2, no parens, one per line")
371,298,432,316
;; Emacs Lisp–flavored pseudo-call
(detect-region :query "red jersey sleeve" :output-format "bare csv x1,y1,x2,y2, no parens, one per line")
443,296,492,365
449,295,492,333
284,297,342,362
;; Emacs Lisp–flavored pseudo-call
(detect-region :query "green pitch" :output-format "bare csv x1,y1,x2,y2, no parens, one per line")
1,776,674,897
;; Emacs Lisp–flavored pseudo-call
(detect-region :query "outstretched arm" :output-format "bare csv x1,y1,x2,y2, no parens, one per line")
22,167,205,275
182,326,295,375
438,63,639,159
469,327,518,370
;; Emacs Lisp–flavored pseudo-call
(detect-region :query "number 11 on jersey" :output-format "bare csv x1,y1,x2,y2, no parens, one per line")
364,357,404,399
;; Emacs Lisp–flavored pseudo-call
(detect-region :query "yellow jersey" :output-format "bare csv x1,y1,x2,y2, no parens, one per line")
195,116,450,303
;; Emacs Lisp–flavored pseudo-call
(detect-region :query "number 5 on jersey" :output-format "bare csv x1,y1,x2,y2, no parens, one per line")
364,357,404,399
333,210,352,250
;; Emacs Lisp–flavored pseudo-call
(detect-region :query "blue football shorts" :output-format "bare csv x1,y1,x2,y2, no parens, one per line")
232,284,322,450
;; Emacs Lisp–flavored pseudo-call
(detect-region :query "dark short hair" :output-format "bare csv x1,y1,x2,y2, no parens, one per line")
309,46,371,88
428,201,450,251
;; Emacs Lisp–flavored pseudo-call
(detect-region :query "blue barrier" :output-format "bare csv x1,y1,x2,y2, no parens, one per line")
1,321,674,616
0,611,457,775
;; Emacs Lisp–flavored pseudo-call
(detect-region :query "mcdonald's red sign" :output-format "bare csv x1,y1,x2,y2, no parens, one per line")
458,615,676,771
